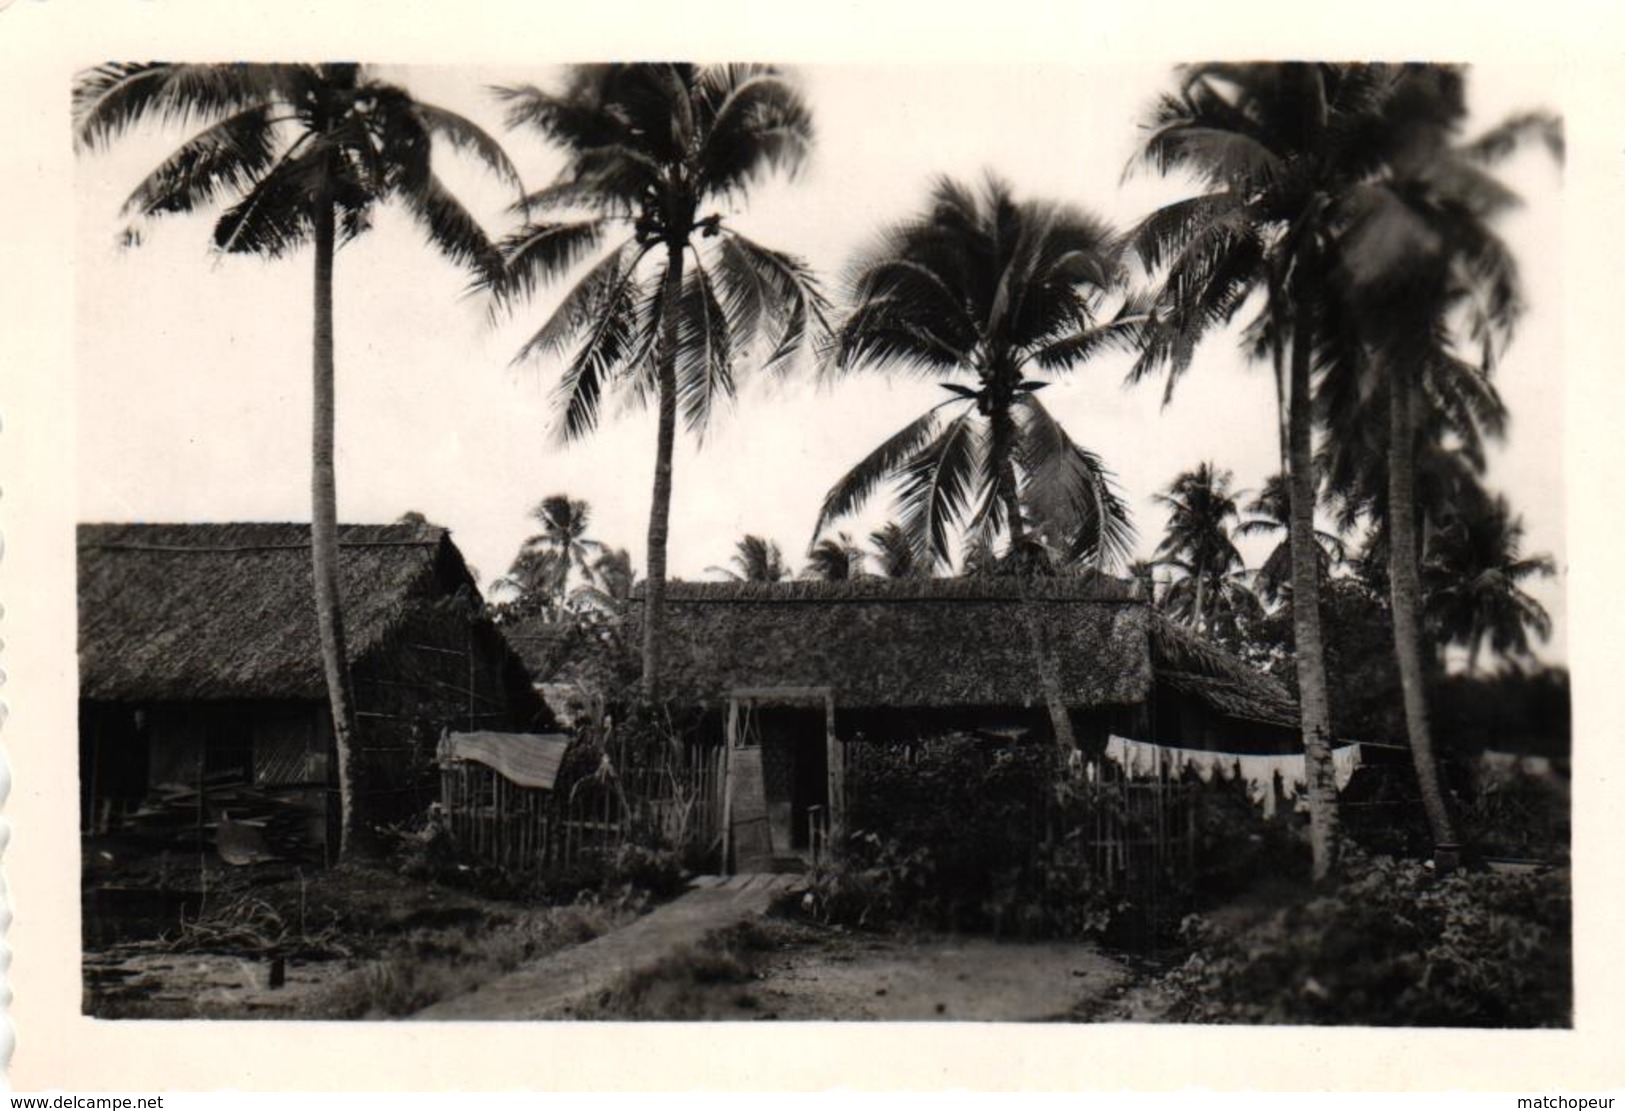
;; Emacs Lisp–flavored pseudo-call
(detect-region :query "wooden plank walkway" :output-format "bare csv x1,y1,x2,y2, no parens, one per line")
412,874,802,1020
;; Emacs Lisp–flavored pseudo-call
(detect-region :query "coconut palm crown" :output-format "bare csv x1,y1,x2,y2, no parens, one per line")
708,534,790,583
75,63,517,270
1152,463,1251,632
816,174,1140,573
484,63,828,696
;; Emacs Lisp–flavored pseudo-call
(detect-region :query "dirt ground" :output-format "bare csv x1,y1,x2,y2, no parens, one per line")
572,916,1142,1021
83,862,636,1019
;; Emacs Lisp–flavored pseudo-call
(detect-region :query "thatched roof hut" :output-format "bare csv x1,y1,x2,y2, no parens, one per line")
635,576,1298,745
1149,617,1299,731
640,576,1152,710
77,522,548,851
79,521,488,701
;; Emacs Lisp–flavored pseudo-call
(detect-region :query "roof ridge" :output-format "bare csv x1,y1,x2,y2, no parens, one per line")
81,538,444,553
638,576,1140,604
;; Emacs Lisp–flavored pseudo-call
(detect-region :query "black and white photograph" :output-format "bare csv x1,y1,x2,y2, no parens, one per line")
5,0,1624,1094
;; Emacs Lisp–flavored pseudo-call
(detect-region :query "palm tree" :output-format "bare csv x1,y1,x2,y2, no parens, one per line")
1332,65,1559,859
1126,558,1161,607
1128,63,1428,878
1151,463,1245,634
803,532,864,582
708,534,790,583
868,522,921,579
485,64,827,699
490,546,571,619
1425,491,1554,672
818,174,1139,750
525,494,602,594
572,546,638,617
1238,473,1346,606
75,63,519,860
818,174,1137,573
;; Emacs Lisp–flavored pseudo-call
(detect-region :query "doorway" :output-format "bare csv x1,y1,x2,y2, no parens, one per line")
725,688,841,873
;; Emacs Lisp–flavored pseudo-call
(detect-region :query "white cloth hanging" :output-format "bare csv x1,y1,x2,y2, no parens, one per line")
1103,734,1362,817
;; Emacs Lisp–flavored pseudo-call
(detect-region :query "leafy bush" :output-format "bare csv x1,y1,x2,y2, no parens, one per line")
800,832,931,930
1189,772,1311,900
1458,763,1570,863
829,736,1131,937
1159,849,1571,1026
601,843,686,898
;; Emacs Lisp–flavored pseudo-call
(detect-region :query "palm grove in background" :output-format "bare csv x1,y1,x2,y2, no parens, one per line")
77,61,1561,872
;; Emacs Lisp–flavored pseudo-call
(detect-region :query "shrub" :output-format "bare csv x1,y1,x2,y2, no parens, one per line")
832,736,1134,938
801,832,931,930
1189,772,1311,900
1159,849,1571,1026
823,733,1325,944
602,843,686,899
1458,762,1570,863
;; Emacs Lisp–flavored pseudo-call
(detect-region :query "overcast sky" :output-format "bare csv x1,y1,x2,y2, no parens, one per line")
74,62,1566,662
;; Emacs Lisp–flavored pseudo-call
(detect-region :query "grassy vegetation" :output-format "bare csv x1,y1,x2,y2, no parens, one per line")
83,862,635,1019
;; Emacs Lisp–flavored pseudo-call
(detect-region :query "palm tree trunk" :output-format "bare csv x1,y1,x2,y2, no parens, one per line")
1193,565,1207,634
641,243,687,701
310,179,363,860
998,455,1079,754
1286,306,1341,881
1387,364,1458,863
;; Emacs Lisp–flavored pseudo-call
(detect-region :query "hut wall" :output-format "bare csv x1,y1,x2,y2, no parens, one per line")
349,595,550,828
1147,681,1298,754
128,701,325,790
79,703,149,832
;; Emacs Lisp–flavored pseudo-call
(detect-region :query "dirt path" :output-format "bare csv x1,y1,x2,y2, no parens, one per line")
412,874,799,1020
746,931,1132,1021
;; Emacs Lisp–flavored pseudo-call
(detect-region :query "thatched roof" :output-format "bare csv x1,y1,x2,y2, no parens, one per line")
1150,617,1299,729
78,522,486,702
636,576,1152,709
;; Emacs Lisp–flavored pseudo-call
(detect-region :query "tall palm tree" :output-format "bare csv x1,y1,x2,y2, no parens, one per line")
75,63,519,860
485,64,827,699
1128,63,1426,878
818,174,1139,750
708,534,790,583
1151,463,1245,634
1424,491,1554,672
803,532,864,582
1332,65,1559,859
1238,473,1346,606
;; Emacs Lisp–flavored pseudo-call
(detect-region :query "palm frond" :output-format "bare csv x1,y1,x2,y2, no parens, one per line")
492,81,631,153
816,407,946,533
674,259,735,439
410,101,522,193
1025,290,1150,372
211,144,325,257
897,413,985,570
712,231,830,374
698,68,814,199
508,241,640,361
547,259,646,443
1463,110,1564,166
119,104,280,221
400,170,502,282
1013,394,1136,568
489,218,610,306
73,62,291,152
